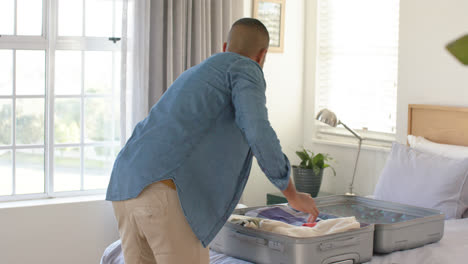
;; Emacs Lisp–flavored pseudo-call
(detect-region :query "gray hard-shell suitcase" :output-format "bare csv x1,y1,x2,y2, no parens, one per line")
210,195,445,263
210,204,375,264
313,195,445,253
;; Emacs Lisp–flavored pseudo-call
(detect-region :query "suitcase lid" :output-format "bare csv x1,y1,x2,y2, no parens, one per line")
313,195,445,228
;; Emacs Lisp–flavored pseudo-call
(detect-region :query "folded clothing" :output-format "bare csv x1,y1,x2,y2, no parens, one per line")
228,215,360,238
244,205,337,226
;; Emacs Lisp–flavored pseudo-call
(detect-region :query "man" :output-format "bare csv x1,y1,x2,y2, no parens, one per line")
106,18,319,264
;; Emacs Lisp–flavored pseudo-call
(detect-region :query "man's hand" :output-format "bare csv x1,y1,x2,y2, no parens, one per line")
287,192,319,222
281,178,320,222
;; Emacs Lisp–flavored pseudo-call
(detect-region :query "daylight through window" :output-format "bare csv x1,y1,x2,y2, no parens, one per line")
0,0,123,200
316,0,400,139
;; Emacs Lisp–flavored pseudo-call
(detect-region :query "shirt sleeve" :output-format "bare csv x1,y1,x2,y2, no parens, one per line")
228,58,291,191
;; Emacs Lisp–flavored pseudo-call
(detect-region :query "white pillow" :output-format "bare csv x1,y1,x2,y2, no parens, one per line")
374,142,468,219
407,135,468,159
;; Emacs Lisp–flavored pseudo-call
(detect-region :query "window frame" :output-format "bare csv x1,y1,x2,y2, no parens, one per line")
0,0,123,202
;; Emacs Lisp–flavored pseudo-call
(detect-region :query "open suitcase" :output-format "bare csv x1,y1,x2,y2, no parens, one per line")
210,195,445,264
210,205,375,264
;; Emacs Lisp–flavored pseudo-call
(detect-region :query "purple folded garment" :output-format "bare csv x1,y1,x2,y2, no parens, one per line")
245,206,338,226
258,207,305,225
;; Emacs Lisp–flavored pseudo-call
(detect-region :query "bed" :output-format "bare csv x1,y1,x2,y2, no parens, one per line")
101,104,468,264
366,104,468,263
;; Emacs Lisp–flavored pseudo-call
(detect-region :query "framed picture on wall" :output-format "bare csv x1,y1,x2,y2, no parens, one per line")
253,0,286,53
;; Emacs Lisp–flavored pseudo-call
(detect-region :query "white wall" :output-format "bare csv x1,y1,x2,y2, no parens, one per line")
241,0,306,206
303,0,468,196
0,198,118,264
396,0,468,142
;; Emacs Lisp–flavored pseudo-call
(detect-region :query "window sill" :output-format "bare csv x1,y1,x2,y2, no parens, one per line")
309,137,392,153
0,194,107,209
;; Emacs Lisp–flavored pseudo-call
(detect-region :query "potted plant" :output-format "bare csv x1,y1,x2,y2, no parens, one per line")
293,149,336,197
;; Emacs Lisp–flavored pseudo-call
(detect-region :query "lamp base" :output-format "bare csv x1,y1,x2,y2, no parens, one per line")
345,192,356,196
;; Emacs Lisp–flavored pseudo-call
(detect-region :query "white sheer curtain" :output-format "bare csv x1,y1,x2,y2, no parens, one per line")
120,0,151,144
120,0,244,144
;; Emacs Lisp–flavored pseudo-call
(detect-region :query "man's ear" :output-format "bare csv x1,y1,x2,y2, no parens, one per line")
256,48,268,65
223,42,227,52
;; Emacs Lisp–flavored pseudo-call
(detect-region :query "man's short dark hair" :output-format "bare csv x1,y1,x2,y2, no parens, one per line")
232,18,270,44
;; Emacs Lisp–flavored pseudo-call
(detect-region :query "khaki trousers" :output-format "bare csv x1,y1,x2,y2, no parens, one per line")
112,182,209,264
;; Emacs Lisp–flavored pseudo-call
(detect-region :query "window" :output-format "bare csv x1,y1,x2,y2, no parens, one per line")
0,0,123,201
316,0,400,141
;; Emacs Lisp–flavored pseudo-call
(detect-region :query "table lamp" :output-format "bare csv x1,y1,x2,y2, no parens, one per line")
316,108,363,196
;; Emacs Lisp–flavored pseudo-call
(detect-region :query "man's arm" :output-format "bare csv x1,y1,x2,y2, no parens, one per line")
282,178,319,222
229,59,318,222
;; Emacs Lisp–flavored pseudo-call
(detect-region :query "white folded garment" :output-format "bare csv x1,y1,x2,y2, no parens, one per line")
229,215,360,238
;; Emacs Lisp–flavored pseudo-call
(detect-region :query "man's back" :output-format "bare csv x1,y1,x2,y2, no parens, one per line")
107,51,274,245
107,52,257,199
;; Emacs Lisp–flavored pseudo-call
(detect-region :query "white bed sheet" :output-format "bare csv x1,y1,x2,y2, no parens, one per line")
101,219,468,264
100,240,253,264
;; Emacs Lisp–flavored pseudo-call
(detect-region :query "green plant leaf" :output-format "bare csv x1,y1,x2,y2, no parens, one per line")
312,153,325,168
446,34,468,65
295,149,335,174
317,159,325,168
300,160,307,168
296,151,309,162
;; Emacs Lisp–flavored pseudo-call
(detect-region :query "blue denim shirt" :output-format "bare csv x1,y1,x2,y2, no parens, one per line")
106,52,291,247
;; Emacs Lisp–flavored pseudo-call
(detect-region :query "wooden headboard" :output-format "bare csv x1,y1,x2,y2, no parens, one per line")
408,104,468,147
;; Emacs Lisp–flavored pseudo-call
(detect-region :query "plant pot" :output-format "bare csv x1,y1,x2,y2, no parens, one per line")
292,166,323,197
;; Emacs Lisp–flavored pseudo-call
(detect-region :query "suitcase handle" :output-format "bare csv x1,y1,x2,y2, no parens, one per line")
232,231,267,246
319,237,360,251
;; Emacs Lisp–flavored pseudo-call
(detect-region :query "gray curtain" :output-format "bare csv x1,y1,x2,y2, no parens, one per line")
148,0,244,107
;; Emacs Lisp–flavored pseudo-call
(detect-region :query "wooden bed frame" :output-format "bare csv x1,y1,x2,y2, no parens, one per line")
408,104,468,147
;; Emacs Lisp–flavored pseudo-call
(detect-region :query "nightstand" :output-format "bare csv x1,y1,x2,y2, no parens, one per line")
266,191,334,205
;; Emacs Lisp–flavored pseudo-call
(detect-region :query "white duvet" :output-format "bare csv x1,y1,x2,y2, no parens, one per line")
366,218,468,264
102,218,468,264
